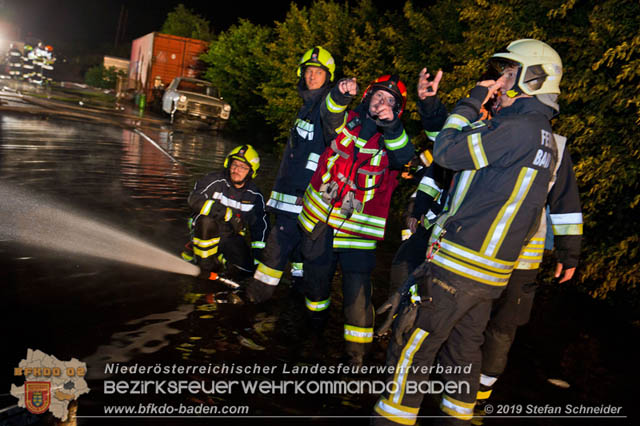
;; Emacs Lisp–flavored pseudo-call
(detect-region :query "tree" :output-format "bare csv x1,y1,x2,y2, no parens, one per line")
201,19,273,131
548,0,640,303
401,0,640,305
195,0,640,308
161,4,213,41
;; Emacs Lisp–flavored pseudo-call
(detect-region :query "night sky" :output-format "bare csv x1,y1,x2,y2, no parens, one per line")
2,0,314,50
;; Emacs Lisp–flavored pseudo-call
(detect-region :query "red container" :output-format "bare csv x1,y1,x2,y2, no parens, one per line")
128,32,209,101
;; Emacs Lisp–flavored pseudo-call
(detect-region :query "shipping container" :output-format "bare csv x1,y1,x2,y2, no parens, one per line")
128,32,209,101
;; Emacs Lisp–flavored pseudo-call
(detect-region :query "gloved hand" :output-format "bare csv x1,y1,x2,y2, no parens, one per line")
392,303,420,347
246,279,276,304
374,111,399,128
375,291,403,337
376,262,430,338
310,221,330,241
229,215,244,234
208,201,228,221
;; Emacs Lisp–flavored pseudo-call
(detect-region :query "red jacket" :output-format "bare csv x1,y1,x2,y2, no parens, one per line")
299,111,401,245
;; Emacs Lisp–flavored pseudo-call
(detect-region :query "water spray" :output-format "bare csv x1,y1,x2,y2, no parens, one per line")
0,183,200,277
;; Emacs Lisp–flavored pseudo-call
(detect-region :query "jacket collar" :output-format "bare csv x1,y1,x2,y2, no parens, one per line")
298,85,330,119
498,96,555,120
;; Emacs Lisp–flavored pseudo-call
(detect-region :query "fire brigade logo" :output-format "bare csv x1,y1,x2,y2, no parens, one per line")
25,382,51,414
11,349,90,421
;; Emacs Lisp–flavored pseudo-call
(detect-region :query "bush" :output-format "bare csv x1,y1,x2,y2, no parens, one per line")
84,65,125,89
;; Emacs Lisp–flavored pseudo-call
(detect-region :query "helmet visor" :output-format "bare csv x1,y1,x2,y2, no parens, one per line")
523,65,548,91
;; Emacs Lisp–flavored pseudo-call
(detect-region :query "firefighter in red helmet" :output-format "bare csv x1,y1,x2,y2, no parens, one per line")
297,74,414,365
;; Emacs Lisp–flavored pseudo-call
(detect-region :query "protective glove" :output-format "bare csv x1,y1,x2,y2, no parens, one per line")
391,303,420,347
246,279,276,304
229,215,244,234
375,262,429,337
374,291,403,337
310,221,330,241
374,111,400,128
208,201,228,221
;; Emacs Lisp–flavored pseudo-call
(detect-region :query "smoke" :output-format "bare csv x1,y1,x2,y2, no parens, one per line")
0,183,199,277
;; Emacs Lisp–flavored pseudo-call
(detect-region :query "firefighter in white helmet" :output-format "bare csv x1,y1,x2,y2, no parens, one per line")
373,39,566,426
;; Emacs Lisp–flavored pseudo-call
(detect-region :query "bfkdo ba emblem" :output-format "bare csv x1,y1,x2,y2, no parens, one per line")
25,382,51,414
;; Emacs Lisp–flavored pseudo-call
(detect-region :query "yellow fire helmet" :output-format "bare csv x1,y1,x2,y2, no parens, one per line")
490,39,562,96
224,145,260,179
296,46,336,82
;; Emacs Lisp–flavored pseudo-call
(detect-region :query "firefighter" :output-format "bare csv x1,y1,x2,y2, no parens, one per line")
42,45,55,84
31,42,46,85
246,46,336,303
183,145,269,280
372,39,564,425
474,87,582,422
22,45,34,82
296,74,414,365
381,69,451,327
379,67,583,423
6,43,22,80
391,68,581,424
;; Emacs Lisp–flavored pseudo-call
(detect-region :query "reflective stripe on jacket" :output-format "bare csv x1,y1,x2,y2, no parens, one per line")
431,90,557,288
299,111,399,242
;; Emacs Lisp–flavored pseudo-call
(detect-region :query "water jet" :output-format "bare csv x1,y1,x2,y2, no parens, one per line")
0,183,199,277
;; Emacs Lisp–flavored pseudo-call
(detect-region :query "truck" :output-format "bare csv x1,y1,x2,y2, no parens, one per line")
162,76,230,129
128,32,209,105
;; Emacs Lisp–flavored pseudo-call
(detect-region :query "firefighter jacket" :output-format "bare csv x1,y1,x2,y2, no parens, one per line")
419,94,448,143
402,96,453,238
414,163,452,223
415,95,452,220
7,47,22,65
267,85,333,217
420,93,582,274
21,47,34,74
431,87,558,291
298,85,414,250
32,46,45,67
515,136,582,271
400,165,446,241
188,170,269,260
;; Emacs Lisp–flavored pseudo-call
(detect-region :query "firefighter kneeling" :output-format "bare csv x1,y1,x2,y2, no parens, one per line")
183,145,269,281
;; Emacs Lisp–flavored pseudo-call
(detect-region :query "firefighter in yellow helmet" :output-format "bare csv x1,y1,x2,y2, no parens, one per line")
6,43,23,80
246,46,337,302
183,145,269,280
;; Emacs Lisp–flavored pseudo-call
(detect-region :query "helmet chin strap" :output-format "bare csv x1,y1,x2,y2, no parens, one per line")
506,67,524,98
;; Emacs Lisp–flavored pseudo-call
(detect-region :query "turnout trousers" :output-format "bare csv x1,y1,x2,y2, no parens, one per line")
478,268,537,400
252,214,303,287
390,226,431,290
373,265,500,426
192,216,253,275
301,224,376,359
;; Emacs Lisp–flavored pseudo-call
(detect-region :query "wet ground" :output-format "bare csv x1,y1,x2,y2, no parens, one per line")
0,85,636,425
